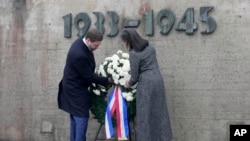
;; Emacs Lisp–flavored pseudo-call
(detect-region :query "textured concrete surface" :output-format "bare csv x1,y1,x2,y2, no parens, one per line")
0,0,250,141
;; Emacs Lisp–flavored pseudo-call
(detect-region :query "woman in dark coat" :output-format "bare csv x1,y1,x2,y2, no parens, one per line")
121,28,173,141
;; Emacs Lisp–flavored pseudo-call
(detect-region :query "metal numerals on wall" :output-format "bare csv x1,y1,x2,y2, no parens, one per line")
63,7,216,38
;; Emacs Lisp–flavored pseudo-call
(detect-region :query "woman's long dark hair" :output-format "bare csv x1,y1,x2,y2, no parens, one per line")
120,28,149,52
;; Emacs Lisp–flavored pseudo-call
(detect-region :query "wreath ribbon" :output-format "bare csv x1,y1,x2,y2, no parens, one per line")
105,86,129,139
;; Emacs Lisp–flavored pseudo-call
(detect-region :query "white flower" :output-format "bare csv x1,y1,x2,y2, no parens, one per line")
111,54,119,61
107,67,114,74
124,76,130,83
100,69,107,77
122,92,134,101
98,65,107,77
126,95,134,101
132,89,137,93
105,57,112,61
117,50,123,54
116,67,122,73
101,88,106,92
119,78,126,86
122,60,130,71
111,61,119,70
122,92,129,98
91,50,136,101
131,84,137,89
99,64,104,70
119,71,127,77
122,53,129,59
112,73,120,80
93,89,101,95
114,79,119,84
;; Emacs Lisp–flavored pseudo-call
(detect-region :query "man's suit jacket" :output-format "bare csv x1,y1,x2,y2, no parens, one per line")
58,38,108,117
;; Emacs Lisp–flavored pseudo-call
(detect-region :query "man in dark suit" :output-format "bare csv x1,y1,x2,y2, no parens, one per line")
58,29,113,141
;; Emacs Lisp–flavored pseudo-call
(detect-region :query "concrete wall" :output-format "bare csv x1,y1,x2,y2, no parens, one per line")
0,0,250,140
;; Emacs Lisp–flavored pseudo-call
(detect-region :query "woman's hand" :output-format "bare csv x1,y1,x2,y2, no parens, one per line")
125,81,130,88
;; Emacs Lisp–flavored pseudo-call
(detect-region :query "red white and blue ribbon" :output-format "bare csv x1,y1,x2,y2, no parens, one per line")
105,86,129,140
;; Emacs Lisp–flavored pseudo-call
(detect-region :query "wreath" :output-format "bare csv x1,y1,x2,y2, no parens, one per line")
89,50,136,124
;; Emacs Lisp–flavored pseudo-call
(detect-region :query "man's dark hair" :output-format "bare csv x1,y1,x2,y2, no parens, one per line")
85,29,103,42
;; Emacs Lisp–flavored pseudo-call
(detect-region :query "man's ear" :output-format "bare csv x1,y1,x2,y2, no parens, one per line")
85,38,91,45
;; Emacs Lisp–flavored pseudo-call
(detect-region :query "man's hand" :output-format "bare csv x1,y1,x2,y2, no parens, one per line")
108,78,114,83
